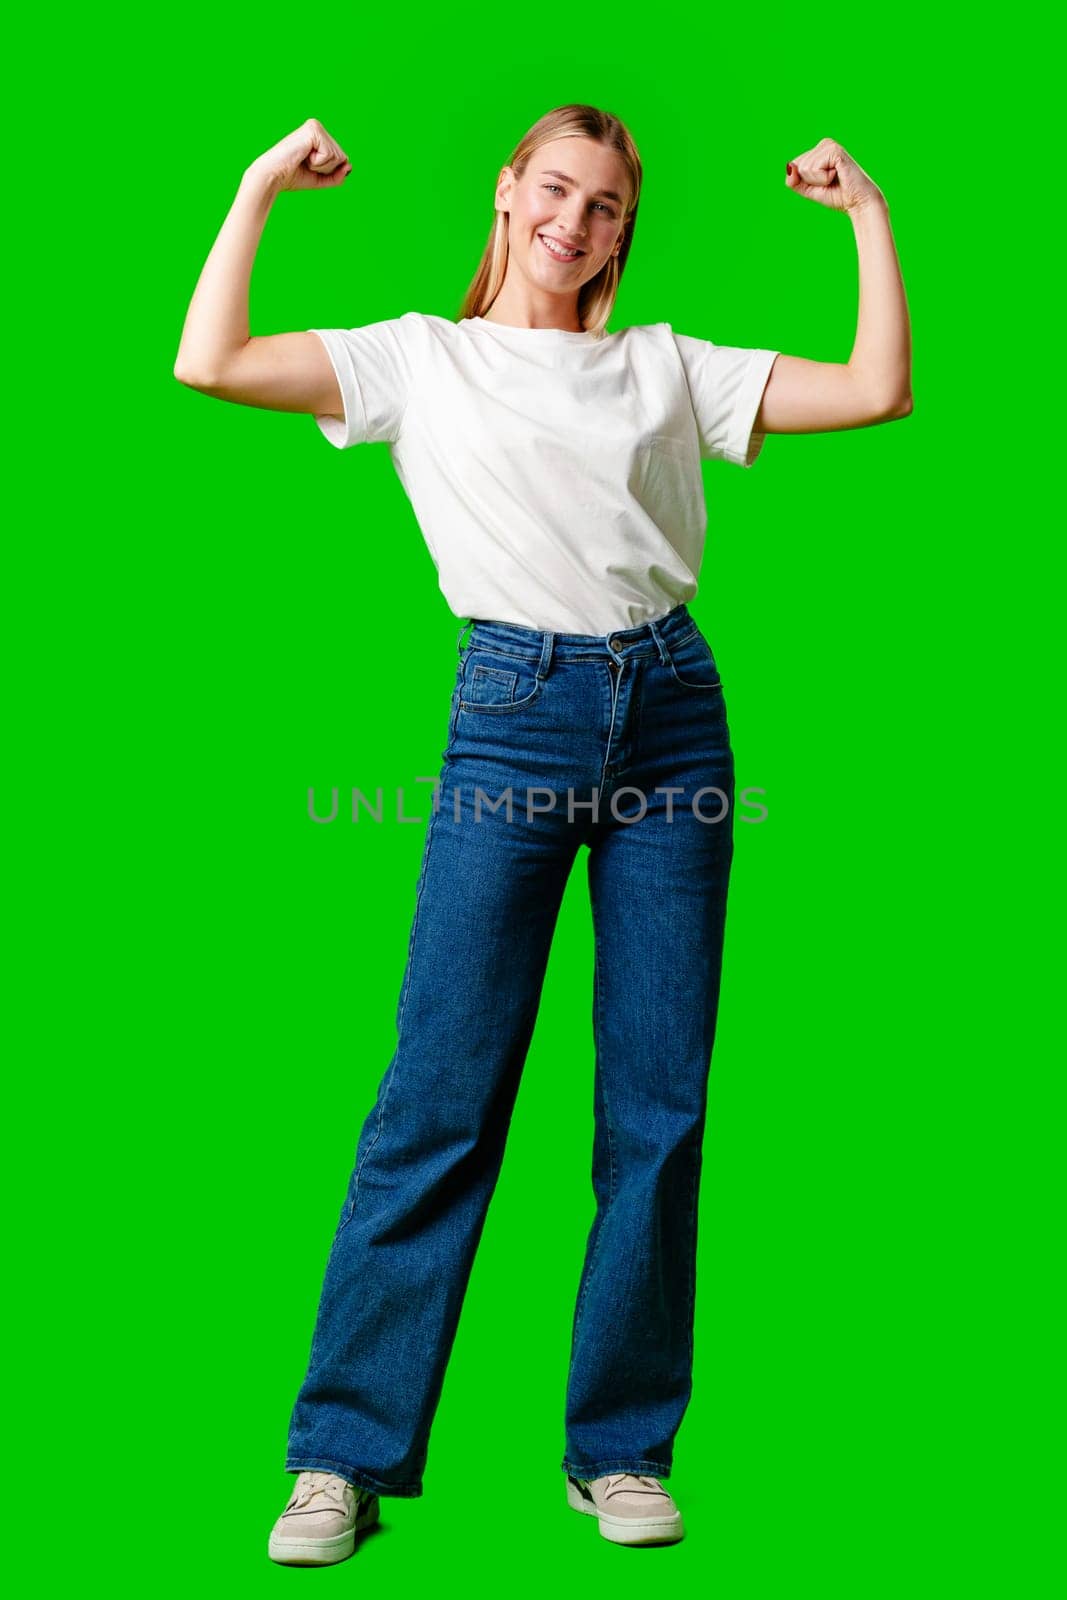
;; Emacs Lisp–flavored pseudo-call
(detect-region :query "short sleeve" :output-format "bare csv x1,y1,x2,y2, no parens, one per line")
307,318,414,448
671,331,779,467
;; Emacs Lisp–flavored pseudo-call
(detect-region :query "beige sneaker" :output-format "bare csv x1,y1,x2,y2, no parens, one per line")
566,1471,685,1545
268,1469,380,1566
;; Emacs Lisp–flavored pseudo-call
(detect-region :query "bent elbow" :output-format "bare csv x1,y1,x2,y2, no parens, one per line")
174,365,211,391
885,391,914,421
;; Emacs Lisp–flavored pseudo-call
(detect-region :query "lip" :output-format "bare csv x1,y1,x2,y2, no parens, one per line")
538,232,585,259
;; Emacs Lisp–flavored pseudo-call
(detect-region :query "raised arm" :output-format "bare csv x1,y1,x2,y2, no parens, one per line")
754,137,914,435
173,119,352,417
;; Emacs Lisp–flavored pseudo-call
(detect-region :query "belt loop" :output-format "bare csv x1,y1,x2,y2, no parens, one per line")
647,616,671,665
456,618,474,655
537,629,555,679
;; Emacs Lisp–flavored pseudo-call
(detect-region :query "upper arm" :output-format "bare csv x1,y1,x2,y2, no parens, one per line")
174,331,344,420
753,353,913,435
176,319,415,449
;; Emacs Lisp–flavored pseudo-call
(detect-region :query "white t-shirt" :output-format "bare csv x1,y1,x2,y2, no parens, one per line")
308,313,778,635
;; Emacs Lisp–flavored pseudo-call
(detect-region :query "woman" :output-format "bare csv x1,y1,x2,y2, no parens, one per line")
175,103,912,1564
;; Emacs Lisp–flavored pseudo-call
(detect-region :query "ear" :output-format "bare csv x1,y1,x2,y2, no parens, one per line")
495,164,515,212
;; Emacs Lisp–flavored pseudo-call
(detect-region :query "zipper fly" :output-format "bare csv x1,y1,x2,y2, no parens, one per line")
601,656,627,788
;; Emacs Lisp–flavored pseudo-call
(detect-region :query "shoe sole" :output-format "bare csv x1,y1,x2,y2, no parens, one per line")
566,1478,685,1545
268,1494,380,1566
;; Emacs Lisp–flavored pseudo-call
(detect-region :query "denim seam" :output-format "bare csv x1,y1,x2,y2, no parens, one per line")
599,657,623,792
447,684,462,746
462,664,519,711
470,665,516,683
570,918,618,1347
684,1135,701,1383
664,626,726,693
463,642,542,663
669,669,725,694
459,676,545,714
468,647,671,665
285,1456,422,1496
560,1457,673,1478
631,658,646,754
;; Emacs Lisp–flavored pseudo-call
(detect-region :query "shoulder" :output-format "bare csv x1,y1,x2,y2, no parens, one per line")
606,321,672,341
608,322,682,361
398,311,462,336
387,310,445,340
348,310,455,346
611,321,686,373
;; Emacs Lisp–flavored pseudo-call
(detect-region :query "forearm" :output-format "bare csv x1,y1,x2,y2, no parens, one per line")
173,165,281,384
846,198,913,412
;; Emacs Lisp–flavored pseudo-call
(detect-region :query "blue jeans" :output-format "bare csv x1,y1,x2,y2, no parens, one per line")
284,601,736,1497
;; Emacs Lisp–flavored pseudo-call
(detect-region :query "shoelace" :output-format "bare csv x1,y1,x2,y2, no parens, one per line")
602,1473,667,1499
287,1470,352,1513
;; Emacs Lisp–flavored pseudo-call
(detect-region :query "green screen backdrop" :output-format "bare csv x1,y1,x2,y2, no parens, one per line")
7,5,1059,1598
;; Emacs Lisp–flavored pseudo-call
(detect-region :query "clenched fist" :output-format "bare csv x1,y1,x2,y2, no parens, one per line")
784,137,884,213
245,118,352,193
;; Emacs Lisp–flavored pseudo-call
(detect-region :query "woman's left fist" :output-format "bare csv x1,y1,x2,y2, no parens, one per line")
784,138,884,213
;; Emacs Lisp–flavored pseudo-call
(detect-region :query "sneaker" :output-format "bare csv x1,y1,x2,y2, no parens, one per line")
268,1469,380,1566
566,1471,685,1545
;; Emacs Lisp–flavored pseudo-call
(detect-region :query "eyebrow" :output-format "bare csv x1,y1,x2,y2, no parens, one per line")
540,169,624,205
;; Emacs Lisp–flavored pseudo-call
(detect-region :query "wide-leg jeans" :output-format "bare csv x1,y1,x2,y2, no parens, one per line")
284,600,737,1497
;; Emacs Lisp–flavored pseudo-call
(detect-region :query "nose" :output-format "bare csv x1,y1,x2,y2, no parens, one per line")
556,208,588,243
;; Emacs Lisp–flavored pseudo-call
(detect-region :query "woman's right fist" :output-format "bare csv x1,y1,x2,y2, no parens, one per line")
246,119,351,192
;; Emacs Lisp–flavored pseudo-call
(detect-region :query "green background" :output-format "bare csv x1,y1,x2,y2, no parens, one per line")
9,3,1059,1596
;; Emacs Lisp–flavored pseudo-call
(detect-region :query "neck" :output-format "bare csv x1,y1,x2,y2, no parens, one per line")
481,280,584,333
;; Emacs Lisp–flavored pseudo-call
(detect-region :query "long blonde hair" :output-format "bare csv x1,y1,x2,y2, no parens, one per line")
457,103,642,339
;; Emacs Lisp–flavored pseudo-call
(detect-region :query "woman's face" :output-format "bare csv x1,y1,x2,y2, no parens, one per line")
496,135,630,294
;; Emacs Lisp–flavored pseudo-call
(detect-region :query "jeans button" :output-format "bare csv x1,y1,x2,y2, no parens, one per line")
609,637,623,651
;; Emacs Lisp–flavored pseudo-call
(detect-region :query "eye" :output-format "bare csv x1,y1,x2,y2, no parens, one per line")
542,184,616,216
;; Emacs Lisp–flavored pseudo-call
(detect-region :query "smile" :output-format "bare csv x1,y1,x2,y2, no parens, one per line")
538,233,584,262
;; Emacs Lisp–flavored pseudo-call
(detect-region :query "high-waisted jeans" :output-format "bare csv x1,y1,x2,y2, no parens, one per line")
284,600,736,1497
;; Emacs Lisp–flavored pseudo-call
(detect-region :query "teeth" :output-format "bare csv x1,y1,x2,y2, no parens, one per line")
540,234,580,259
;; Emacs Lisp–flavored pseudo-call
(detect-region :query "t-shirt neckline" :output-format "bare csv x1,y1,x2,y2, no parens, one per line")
462,315,602,343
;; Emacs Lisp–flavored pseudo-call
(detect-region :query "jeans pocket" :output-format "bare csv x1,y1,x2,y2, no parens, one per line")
459,649,545,714
667,627,725,693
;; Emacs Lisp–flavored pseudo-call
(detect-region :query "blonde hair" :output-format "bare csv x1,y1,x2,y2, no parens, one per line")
457,103,642,339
